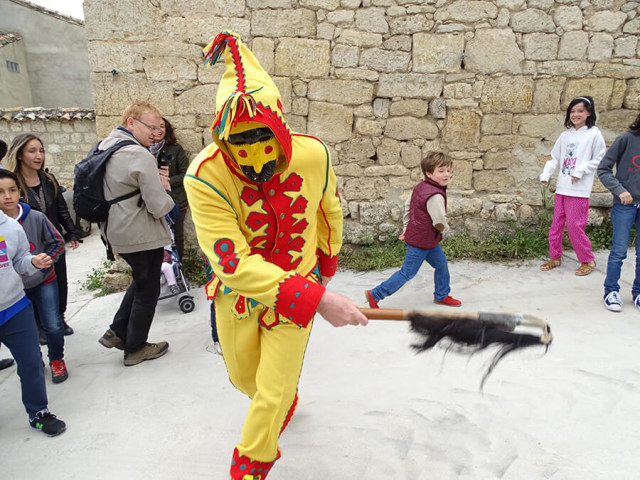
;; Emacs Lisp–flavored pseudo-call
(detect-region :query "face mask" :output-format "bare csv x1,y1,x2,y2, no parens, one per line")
224,123,282,183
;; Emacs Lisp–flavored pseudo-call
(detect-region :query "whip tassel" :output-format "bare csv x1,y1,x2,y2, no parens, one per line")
360,308,552,389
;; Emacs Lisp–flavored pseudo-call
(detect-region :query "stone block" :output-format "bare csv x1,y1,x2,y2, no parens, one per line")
334,163,364,177
308,79,374,105
339,137,376,164
623,18,640,34
342,177,387,201
385,116,439,140
442,110,480,148
355,7,389,34
252,38,275,75
92,73,176,117
450,160,473,190
326,9,355,25
615,36,638,58
465,29,524,74
479,135,537,151
252,9,317,37
355,118,385,136
429,98,447,119
389,14,434,35
433,1,497,22
276,38,330,78
175,84,218,115
585,11,627,32
553,6,583,31
400,143,422,168
513,114,561,138
389,99,429,118
87,42,144,73
623,79,640,109
376,138,401,166
563,77,614,111
300,0,341,9
522,33,559,61
335,30,384,48
359,201,390,226
360,48,411,73
447,197,482,217
483,151,519,170
364,165,411,177
143,57,198,89
335,68,380,81
481,113,512,135
473,170,516,192
342,219,376,245
587,33,614,62
511,9,555,33
532,78,565,114
383,35,413,52
377,73,444,100
307,102,353,143
413,33,464,73
84,1,162,41
332,44,359,68
481,76,534,113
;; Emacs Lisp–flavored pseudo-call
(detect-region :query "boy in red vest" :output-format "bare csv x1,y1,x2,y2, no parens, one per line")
366,152,461,308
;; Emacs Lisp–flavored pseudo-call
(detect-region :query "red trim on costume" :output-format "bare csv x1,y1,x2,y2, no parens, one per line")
213,238,239,273
279,392,298,436
194,152,220,176
274,274,324,328
230,447,278,480
317,249,339,278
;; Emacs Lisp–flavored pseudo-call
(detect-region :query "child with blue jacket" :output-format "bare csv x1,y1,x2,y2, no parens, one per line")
0,170,68,383
0,206,66,436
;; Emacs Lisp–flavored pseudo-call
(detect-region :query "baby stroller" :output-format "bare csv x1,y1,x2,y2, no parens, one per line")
159,215,195,313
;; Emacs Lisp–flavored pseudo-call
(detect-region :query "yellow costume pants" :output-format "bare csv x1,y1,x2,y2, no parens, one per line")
216,290,313,463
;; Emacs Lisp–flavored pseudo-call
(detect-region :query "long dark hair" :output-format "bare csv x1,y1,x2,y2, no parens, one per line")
564,96,596,129
163,117,177,145
5,134,58,197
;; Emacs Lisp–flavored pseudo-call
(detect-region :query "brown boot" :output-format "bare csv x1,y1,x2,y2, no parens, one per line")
123,342,169,366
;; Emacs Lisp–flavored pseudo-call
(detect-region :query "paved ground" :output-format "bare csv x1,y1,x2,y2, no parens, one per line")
1,230,639,479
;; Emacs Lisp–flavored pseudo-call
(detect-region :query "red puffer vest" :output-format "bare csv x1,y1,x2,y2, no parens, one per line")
404,177,447,250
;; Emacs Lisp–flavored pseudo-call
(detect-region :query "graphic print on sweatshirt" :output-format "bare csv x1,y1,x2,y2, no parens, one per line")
0,236,8,265
562,143,577,176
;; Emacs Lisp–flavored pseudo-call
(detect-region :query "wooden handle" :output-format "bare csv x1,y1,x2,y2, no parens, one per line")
359,308,407,320
359,308,482,321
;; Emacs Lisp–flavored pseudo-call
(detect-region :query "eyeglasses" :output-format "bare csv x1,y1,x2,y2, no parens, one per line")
134,118,164,134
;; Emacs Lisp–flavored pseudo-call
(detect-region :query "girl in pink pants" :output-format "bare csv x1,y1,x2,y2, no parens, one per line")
539,96,606,276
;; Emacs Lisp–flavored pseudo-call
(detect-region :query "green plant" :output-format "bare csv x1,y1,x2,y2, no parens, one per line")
82,260,113,291
181,242,208,286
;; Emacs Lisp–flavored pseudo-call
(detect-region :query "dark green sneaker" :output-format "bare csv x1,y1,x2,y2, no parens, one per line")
99,329,125,350
30,410,66,436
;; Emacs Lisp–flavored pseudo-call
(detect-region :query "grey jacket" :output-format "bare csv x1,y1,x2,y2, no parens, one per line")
99,127,174,254
597,129,640,203
0,210,39,315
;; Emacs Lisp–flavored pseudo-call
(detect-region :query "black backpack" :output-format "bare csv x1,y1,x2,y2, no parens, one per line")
73,140,140,223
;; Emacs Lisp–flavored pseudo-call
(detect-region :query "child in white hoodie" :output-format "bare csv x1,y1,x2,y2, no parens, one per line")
0,208,66,436
539,96,606,276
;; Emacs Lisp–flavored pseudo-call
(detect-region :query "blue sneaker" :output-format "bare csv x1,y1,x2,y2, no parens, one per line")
604,292,622,312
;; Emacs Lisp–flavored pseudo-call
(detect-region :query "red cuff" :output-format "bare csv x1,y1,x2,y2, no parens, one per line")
317,249,338,278
274,274,324,328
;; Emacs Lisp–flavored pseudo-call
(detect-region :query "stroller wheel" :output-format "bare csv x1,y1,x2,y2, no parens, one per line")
179,296,195,314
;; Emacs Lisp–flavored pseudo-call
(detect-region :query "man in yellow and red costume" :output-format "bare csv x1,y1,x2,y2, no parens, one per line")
184,31,368,480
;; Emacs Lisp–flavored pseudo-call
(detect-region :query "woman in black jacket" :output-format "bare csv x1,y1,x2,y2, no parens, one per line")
6,134,79,336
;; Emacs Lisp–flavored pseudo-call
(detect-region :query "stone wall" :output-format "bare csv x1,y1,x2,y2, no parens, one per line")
0,108,98,186
84,0,640,242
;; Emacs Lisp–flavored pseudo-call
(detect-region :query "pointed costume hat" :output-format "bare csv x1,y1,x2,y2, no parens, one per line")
203,31,293,163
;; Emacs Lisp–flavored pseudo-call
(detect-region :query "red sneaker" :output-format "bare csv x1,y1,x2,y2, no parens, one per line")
364,290,379,309
50,359,69,384
434,296,462,307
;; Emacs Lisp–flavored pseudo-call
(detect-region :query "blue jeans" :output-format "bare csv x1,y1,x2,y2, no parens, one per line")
371,244,451,302
604,204,640,297
25,280,64,361
0,303,48,418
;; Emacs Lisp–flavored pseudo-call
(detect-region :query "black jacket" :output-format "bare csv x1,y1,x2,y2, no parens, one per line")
21,170,80,242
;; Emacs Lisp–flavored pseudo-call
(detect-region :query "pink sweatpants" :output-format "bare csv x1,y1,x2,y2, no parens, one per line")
548,194,594,263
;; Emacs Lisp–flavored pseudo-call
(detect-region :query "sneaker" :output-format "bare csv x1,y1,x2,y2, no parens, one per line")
0,358,15,370
30,409,66,436
434,295,462,307
213,341,222,355
99,329,125,350
364,290,379,309
63,320,74,336
123,342,169,367
38,329,47,346
604,291,622,312
49,359,68,384
634,295,640,311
